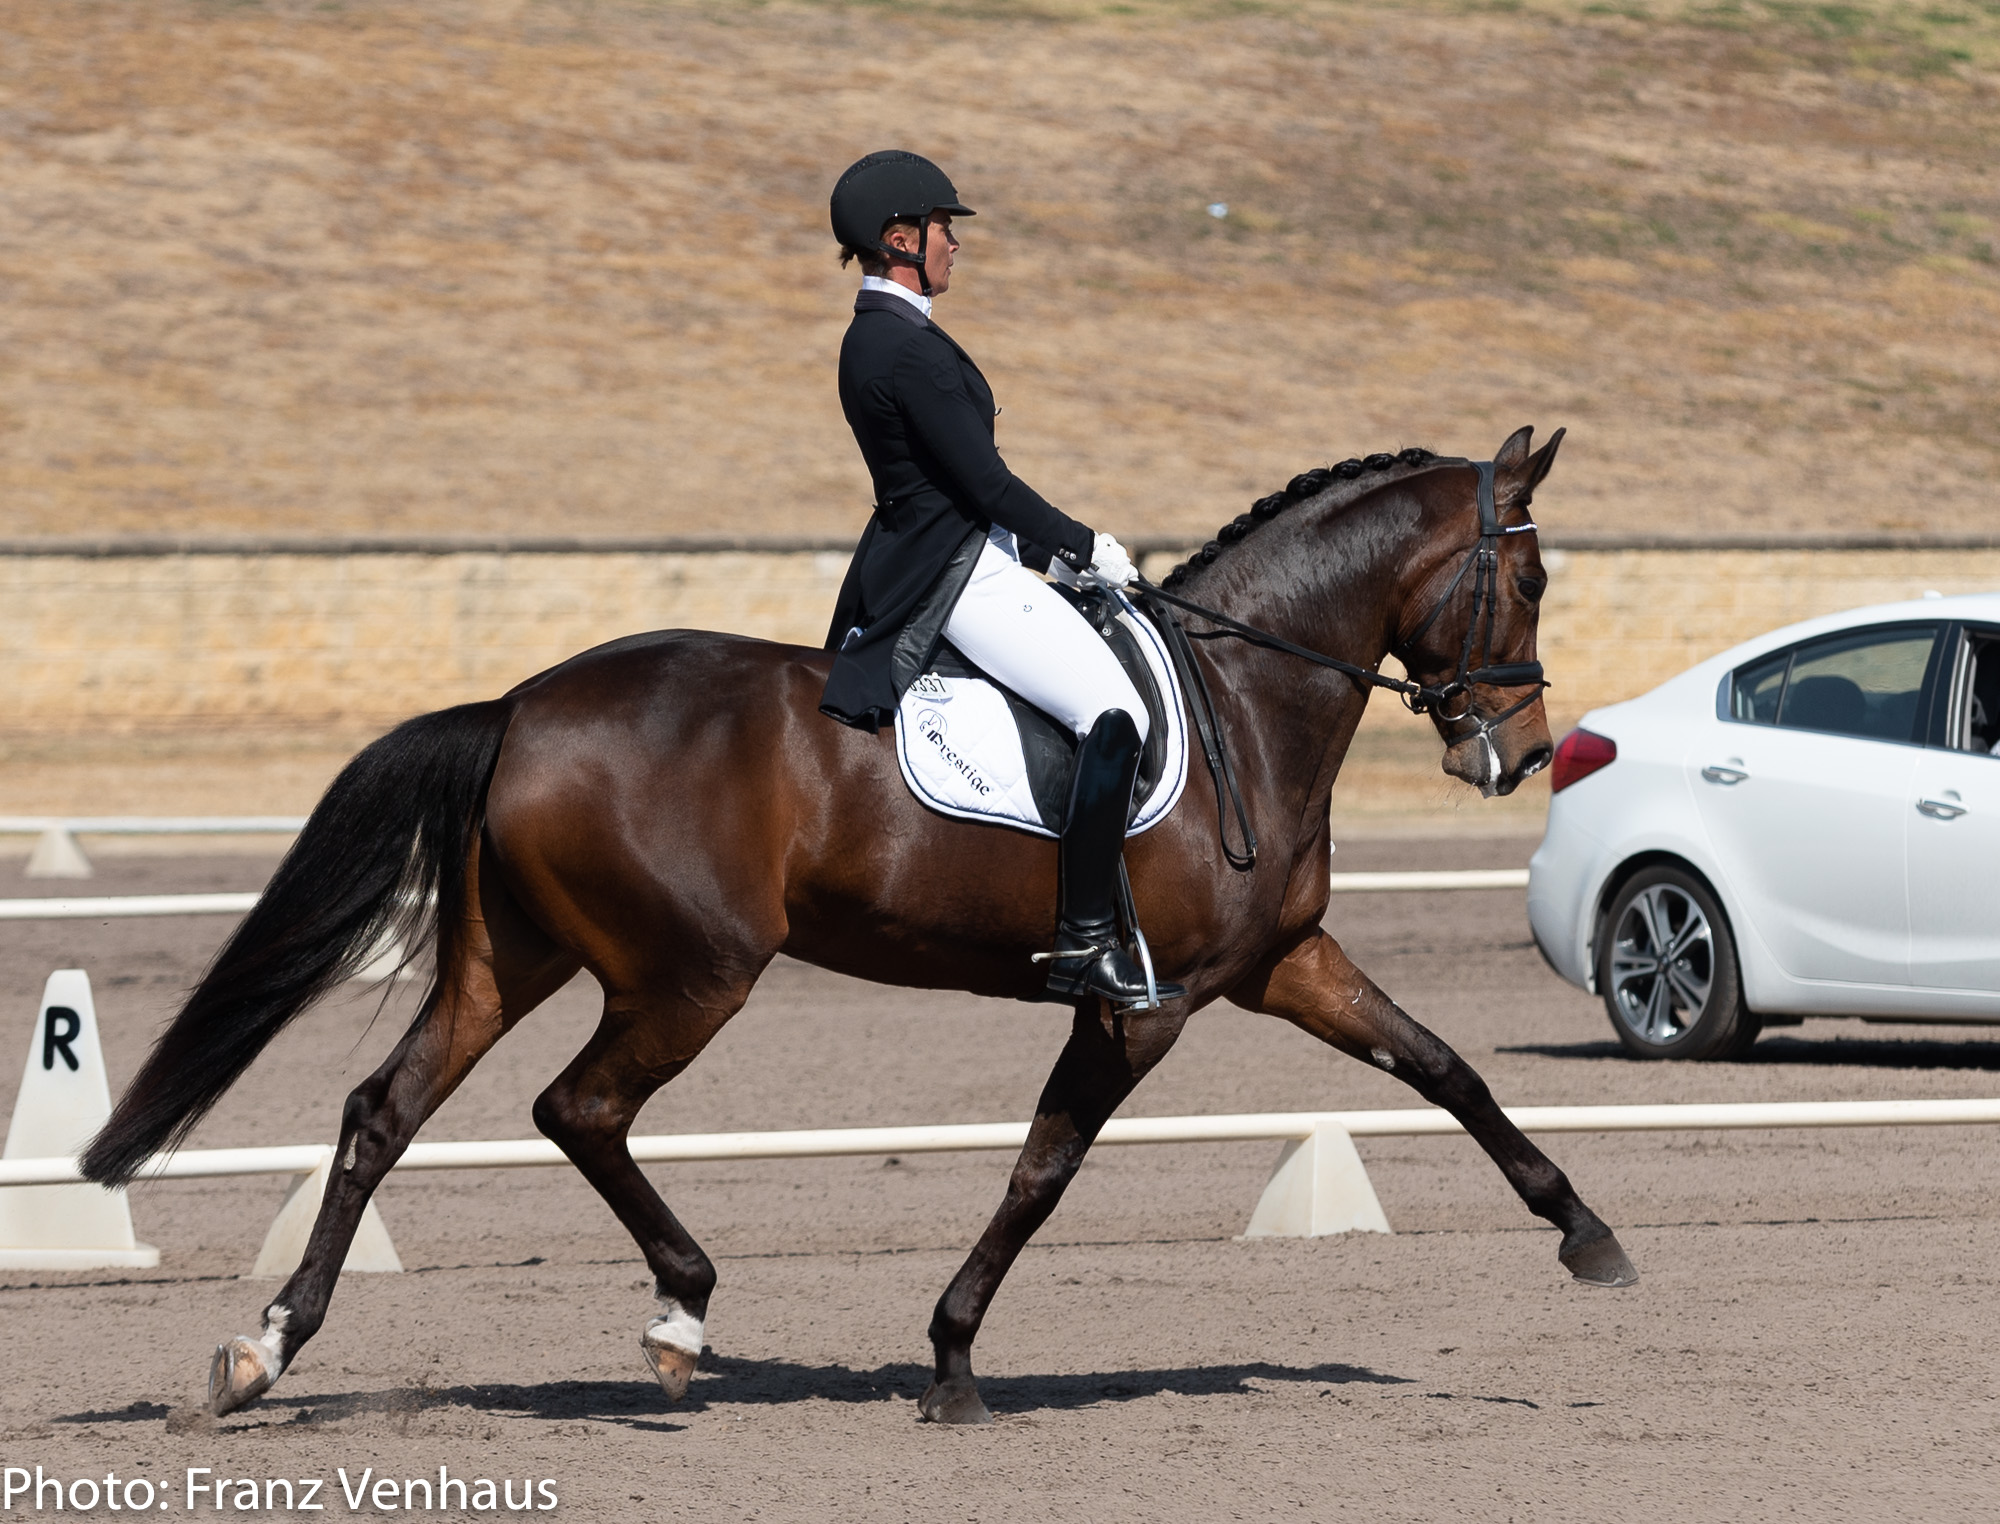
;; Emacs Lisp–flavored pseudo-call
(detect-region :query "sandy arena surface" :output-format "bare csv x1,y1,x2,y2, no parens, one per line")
4,838,2000,1520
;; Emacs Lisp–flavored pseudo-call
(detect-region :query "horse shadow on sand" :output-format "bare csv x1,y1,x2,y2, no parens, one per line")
57,1358,1406,1433
1502,1033,2000,1070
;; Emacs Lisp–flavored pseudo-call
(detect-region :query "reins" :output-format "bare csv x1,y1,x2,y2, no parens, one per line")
1130,458,1551,871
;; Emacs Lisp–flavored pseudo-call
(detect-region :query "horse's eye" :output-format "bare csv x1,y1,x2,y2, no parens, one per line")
1516,575,1546,604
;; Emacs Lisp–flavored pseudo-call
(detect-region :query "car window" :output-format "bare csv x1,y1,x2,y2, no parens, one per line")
1775,627,1937,742
1951,629,2000,757
1730,650,1789,724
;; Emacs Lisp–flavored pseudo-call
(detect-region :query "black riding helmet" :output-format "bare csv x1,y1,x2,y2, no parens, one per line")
830,150,974,298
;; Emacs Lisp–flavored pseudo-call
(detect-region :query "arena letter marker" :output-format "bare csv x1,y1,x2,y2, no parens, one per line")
0,970,158,1268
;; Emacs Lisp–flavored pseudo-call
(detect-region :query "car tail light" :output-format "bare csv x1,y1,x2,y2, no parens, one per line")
1550,728,1617,793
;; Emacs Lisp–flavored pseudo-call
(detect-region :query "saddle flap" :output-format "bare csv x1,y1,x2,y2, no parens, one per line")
893,591,1189,841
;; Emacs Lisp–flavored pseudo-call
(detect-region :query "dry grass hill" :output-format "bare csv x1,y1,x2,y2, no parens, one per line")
3,0,1997,548
2,0,1995,824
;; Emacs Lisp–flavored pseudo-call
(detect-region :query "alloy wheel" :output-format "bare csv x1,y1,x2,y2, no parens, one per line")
1607,882,1716,1046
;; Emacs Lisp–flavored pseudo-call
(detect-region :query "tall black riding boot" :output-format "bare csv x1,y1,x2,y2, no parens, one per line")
1042,710,1187,1007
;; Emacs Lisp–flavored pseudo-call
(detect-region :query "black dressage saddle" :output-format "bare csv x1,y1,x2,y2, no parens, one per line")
923,585,1171,834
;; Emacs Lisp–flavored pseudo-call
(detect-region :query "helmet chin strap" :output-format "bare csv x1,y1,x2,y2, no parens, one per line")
881,217,933,297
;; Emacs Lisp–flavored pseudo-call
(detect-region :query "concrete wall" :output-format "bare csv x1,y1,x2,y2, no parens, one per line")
4,539,1998,735
0,546,853,733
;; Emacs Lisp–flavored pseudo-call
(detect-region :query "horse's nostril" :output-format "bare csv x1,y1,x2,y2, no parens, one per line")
1518,745,1553,780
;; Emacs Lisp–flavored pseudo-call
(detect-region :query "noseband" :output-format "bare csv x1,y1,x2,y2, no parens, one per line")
1133,458,1550,865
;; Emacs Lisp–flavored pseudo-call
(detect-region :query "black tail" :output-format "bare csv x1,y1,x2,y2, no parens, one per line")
80,700,514,1187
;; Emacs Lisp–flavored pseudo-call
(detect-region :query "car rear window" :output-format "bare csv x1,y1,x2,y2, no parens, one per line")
1729,624,1940,743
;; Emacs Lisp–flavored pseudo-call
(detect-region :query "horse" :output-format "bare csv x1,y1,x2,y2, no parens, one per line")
83,424,1635,1426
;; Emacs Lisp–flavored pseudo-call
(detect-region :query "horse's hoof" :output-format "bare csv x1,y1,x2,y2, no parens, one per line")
1560,1227,1639,1288
918,1376,994,1425
641,1335,699,1402
208,1336,279,1417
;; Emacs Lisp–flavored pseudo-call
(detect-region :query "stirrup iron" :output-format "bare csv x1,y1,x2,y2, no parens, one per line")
1036,866,1178,1010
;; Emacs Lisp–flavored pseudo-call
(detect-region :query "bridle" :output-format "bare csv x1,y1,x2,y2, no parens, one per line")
1131,458,1550,869
1387,458,1549,761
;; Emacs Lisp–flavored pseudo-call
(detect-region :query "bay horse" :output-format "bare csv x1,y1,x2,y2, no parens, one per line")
83,425,1636,1426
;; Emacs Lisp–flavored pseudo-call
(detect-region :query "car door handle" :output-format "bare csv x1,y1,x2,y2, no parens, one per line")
1916,796,1968,820
1701,764,1749,785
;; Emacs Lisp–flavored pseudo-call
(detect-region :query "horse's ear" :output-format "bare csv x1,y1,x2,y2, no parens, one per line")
1493,425,1535,473
1524,426,1565,493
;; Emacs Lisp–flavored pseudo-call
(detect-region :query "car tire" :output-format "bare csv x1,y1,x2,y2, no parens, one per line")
1597,865,1761,1060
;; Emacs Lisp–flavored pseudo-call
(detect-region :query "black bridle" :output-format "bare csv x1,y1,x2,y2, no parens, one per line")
1386,460,1550,726
1131,459,1550,870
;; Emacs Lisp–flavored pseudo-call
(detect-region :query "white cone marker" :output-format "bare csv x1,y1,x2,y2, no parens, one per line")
1241,1121,1391,1238
251,1149,403,1278
0,970,158,1268
24,829,93,880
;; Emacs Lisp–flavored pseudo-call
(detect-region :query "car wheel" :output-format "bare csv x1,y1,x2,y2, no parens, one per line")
1598,866,1760,1060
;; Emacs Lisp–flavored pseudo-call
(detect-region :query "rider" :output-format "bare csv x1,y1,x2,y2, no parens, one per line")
820,149,1183,1008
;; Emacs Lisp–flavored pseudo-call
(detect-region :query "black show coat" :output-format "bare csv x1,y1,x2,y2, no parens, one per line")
820,290,1095,731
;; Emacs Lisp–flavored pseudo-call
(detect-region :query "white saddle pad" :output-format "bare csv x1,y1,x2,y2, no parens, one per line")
894,592,1189,840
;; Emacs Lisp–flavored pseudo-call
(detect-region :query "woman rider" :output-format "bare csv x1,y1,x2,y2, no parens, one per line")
820,149,1183,1008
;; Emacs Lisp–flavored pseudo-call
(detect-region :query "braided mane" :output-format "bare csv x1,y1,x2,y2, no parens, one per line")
1160,446,1441,590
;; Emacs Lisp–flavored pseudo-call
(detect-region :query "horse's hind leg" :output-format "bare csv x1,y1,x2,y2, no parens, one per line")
1231,929,1637,1286
923,1000,1190,1425
209,855,578,1416
529,980,757,1402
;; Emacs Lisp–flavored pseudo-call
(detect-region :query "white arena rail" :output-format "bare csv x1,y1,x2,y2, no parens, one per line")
0,892,264,921
1326,868,1528,892
7,1098,2000,1275
1,816,309,880
0,870,1526,921
8,1099,1998,1189
0,817,309,835
4,812,1527,891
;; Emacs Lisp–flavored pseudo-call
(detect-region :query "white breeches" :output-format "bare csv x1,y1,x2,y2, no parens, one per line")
943,536,1149,744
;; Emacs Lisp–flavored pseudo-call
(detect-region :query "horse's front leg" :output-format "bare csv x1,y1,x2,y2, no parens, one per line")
1230,929,1637,1287
923,999,1190,1425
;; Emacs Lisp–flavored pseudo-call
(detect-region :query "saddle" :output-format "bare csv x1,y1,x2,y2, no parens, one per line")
894,586,1190,838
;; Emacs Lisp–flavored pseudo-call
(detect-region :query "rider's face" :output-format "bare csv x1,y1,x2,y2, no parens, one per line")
885,213,958,295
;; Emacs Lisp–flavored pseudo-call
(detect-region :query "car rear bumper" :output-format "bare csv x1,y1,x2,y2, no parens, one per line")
1528,802,1614,993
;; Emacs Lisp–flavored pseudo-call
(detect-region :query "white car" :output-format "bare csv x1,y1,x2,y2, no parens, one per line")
1529,593,2000,1059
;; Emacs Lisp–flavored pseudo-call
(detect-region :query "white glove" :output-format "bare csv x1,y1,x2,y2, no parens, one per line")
1087,532,1137,588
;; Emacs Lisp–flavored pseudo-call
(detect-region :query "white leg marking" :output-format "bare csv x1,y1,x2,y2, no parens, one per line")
256,1304,292,1375
638,1294,704,1401
211,1305,293,1414
642,1295,704,1357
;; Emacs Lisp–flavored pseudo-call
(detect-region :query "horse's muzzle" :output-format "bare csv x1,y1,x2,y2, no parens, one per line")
1491,741,1553,797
